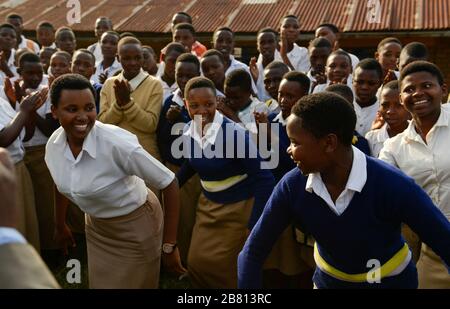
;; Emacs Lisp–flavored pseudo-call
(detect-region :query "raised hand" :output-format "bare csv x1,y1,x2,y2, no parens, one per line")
166,105,182,123
113,79,131,106
249,57,259,83
19,88,48,114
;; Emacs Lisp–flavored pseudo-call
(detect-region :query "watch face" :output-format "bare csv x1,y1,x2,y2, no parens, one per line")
163,243,175,253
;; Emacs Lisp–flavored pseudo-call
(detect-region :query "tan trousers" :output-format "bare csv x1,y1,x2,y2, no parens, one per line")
85,190,163,289
417,243,450,289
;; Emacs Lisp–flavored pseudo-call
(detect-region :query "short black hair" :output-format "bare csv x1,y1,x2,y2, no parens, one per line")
257,27,278,37
400,60,444,86
18,52,40,67
0,23,16,33
40,46,57,55
174,12,192,24
118,36,141,50
308,37,332,49
354,58,383,80
101,31,120,40
317,23,339,33
51,51,72,63
291,92,356,146
119,32,136,39
176,53,200,72
325,84,354,104
382,80,399,92
264,60,289,73
55,27,75,40
37,21,54,30
6,13,22,22
165,42,185,55
184,76,216,99
225,69,252,92
73,49,96,65
50,74,96,107
283,71,311,94
328,50,352,67
401,42,429,59
173,22,195,35
282,15,298,21
214,27,234,39
201,49,225,64
142,45,156,57
377,37,402,51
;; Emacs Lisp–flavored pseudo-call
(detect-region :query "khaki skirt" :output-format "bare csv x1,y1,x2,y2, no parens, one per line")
24,144,58,250
166,162,202,265
85,190,163,289
188,193,254,289
417,243,450,289
263,226,315,276
15,160,40,252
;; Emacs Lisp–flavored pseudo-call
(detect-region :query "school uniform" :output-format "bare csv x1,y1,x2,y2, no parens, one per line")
263,111,314,277
265,98,280,114
365,123,389,158
177,111,275,288
87,42,103,64
0,228,59,288
254,55,272,102
18,35,40,54
225,55,258,95
0,49,18,86
353,99,379,137
98,69,163,161
306,70,317,94
90,80,103,113
352,131,371,156
237,96,268,134
156,75,178,103
312,76,354,94
274,44,310,73
45,121,175,288
379,107,450,288
376,70,400,100
238,146,450,288
343,49,360,71
0,97,40,251
91,59,122,85
156,89,202,264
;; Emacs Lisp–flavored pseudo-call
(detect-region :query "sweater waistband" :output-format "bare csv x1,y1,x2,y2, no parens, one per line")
201,174,248,193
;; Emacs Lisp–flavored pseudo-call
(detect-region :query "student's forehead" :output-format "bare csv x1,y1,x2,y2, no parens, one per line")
172,14,189,24
380,42,402,51
22,62,43,70
187,87,215,99
280,79,302,91
60,88,95,102
310,46,331,55
96,20,111,27
328,54,349,64
354,68,379,78
58,31,75,39
0,27,16,35
38,27,53,33
202,55,222,65
175,28,193,36
120,43,142,52
265,67,286,78
215,30,233,40
74,53,94,63
102,33,118,41
282,17,299,26
381,88,399,98
51,55,70,63
177,61,197,71
402,71,439,85
258,32,276,41
316,26,333,35
7,17,21,25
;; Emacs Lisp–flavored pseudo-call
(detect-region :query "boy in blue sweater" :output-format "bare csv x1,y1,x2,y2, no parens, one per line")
177,76,275,288
238,92,450,289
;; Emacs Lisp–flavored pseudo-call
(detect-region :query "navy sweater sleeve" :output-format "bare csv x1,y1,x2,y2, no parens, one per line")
176,159,196,188
240,130,275,229
238,174,294,288
157,96,175,163
393,177,450,270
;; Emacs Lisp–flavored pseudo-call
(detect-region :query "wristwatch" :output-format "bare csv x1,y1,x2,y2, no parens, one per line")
162,243,177,254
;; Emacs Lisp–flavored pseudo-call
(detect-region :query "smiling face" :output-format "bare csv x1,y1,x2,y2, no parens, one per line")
257,32,277,60
264,67,287,100
176,61,200,96
51,88,97,145
400,71,446,123
71,52,95,80
119,43,143,80
278,79,307,119
376,42,402,73
286,114,328,175
100,33,119,60
185,87,217,129
326,54,352,83
352,68,382,105
50,54,71,78
213,30,234,60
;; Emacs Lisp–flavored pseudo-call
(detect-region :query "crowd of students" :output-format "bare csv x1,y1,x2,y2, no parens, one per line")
0,11,449,289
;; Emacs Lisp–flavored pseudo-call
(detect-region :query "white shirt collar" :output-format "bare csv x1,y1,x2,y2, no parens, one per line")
184,111,224,148
404,106,449,143
273,111,288,126
119,69,148,92
53,122,97,161
172,88,184,107
305,146,367,215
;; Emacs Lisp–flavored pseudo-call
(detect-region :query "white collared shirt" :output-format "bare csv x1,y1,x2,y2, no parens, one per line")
184,110,223,149
225,55,258,95
156,75,178,103
306,146,367,216
254,55,272,102
0,97,24,164
0,49,17,87
353,99,379,137
18,35,40,54
90,42,103,65
273,111,288,126
91,58,122,84
265,98,280,114
379,107,450,220
118,69,149,92
171,88,184,107
238,97,268,134
45,121,175,218
365,123,389,158
274,43,310,73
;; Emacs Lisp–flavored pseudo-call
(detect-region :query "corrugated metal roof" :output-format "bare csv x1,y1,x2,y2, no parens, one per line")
2,0,449,33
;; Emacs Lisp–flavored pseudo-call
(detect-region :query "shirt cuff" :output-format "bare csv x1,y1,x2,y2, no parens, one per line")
0,227,27,246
